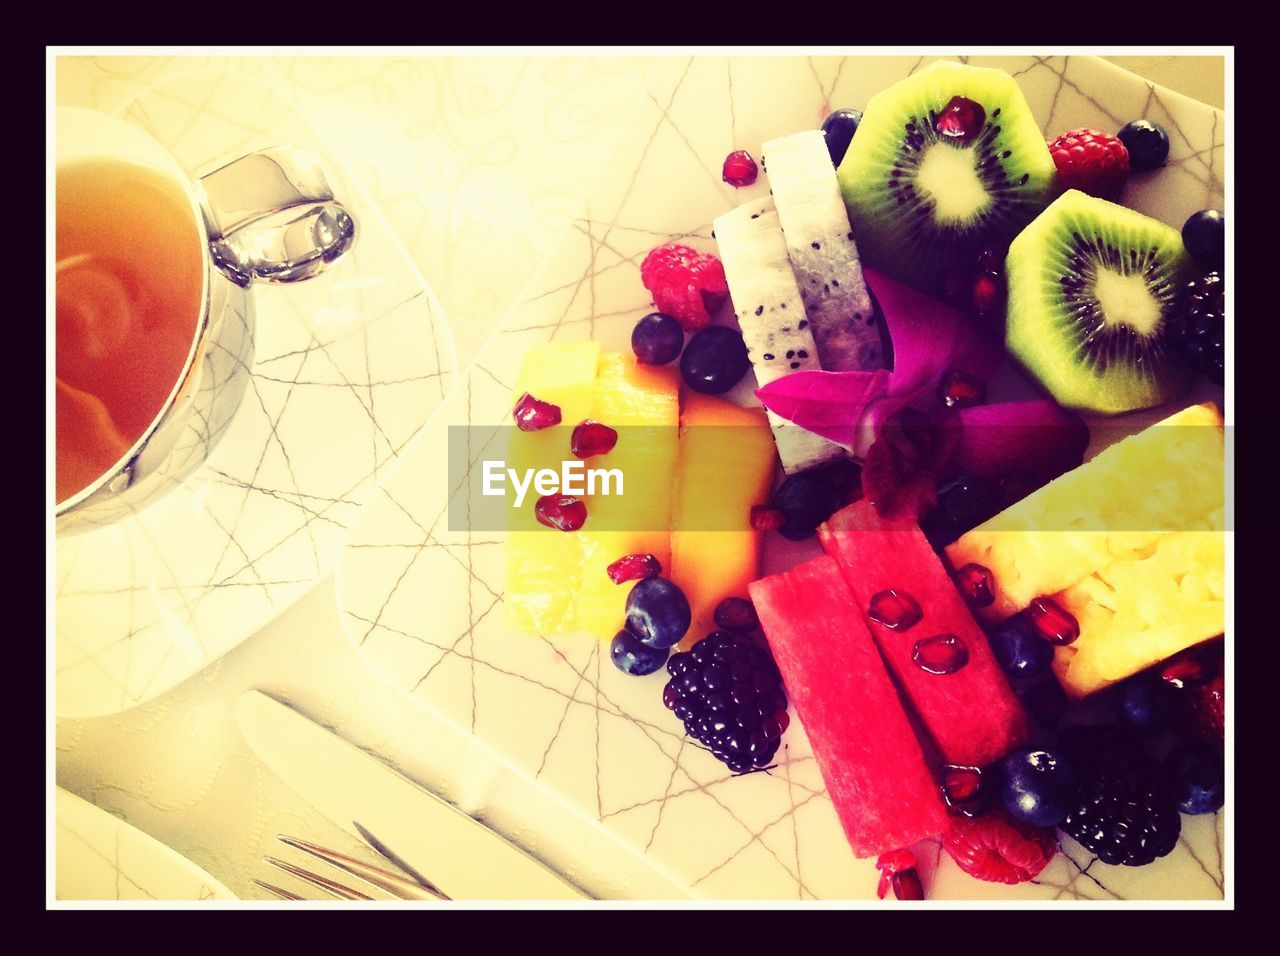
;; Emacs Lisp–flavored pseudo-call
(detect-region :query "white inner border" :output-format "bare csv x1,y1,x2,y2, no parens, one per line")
46,44,1234,912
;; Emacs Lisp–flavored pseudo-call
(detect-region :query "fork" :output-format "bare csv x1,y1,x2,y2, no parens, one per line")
253,835,450,901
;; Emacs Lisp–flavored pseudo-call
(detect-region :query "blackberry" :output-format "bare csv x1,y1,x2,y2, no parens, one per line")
1167,272,1224,386
661,631,790,773
1057,726,1181,867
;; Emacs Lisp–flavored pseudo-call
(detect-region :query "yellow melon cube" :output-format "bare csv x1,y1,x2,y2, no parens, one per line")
670,394,778,645
570,354,680,639
504,342,601,633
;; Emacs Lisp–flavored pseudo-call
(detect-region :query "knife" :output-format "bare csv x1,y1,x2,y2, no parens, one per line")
234,690,587,900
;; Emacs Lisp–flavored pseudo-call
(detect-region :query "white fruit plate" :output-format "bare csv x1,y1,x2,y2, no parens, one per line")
335,55,1226,901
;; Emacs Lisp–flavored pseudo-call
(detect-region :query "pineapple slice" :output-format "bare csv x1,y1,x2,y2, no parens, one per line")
504,342,601,633
669,394,778,646
1051,507,1225,697
569,354,680,639
946,402,1224,621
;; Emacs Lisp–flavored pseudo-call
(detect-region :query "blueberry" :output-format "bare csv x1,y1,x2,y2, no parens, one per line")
1117,119,1170,172
820,108,863,166
625,577,692,649
610,629,669,676
713,597,759,632
1116,672,1177,731
1181,209,1225,272
920,475,1002,546
1165,742,1225,815
680,326,750,394
631,312,684,366
989,615,1054,679
1000,747,1075,827
772,459,862,541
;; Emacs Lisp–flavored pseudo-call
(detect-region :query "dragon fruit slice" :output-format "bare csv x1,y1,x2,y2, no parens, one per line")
763,130,883,372
713,198,848,474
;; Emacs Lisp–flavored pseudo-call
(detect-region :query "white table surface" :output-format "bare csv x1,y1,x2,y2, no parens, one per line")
51,52,1225,902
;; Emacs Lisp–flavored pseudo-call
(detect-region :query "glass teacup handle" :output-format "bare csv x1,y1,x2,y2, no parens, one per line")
197,146,356,287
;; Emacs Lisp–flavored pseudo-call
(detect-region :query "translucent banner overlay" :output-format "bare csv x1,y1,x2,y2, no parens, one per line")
446,424,1229,535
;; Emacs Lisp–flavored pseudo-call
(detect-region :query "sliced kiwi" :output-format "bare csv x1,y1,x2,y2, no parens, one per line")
837,61,1058,293
1005,190,1193,414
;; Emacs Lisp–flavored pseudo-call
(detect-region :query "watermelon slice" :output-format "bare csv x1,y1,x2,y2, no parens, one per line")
819,500,1031,768
749,555,949,857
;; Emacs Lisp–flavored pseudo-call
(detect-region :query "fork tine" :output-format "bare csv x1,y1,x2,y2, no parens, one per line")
351,822,449,899
276,835,448,901
264,856,374,901
252,879,306,901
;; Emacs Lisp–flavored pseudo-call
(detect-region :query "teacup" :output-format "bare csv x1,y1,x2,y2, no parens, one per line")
54,106,356,536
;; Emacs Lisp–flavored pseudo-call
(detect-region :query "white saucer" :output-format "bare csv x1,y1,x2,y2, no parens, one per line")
55,72,457,717
56,788,237,901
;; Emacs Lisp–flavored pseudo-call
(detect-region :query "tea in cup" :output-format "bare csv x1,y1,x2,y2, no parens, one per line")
54,107,356,534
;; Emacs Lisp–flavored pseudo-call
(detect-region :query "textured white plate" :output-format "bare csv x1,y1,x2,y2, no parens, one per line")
54,73,457,717
55,788,236,901
336,56,1226,900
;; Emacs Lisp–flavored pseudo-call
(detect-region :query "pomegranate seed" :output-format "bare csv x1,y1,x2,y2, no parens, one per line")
571,419,618,458
1161,656,1208,689
891,869,925,900
607,553,661,584
941,764,987,818
535,494,587,531
875,850,923,900
971,271,1005,317
1026,597,1079,645
912,633,969,674
722,149,759,188
942,765,983,803
935,95,986,143
975,246,1005,274
868,589,923,631
877,849,917,874
954,563,995,608
750,505,786,531
939,369,988,409
512,392,561,431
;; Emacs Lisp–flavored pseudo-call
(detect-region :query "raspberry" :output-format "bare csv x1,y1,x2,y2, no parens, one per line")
1047,128,1130,201
640,243,728,332
943,812,1058,884
661,630,790,773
